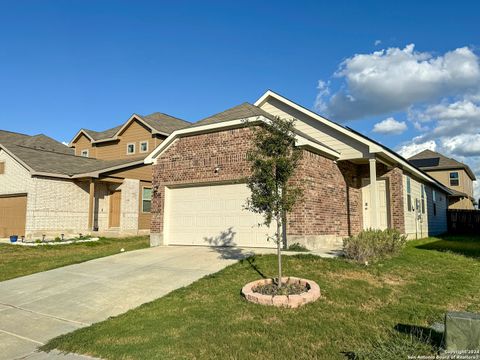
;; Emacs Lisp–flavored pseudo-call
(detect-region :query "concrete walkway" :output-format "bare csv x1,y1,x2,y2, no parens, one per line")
0,245,340,359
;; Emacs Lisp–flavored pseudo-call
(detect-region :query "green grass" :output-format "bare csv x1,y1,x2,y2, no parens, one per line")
43,235,480,360
0,236,149,282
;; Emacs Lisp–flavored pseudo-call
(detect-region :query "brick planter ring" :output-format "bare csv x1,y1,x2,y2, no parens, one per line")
241,277,321,308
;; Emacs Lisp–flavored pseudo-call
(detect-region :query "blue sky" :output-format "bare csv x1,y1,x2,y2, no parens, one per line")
1,1,479,194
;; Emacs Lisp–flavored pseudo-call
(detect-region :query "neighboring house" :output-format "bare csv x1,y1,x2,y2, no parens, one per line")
408,150,476,210
146,90,452,250
0,112,189,240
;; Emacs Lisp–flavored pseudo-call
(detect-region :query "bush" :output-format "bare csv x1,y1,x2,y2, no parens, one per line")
287,242,309,252
343,228,407,263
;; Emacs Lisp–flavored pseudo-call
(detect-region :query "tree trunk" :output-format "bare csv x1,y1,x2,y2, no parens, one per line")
277,216,282,288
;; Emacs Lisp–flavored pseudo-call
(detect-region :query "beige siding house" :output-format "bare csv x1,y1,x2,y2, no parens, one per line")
0,112,189,240
146,90,451,249
409,150,476,210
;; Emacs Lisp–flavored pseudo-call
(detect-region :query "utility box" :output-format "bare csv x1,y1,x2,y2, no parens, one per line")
445,311,480,350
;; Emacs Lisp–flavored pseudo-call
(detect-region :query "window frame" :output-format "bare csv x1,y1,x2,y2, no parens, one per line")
139,141,149,153
421,184,426,214
449,171,459,186
126,143,136,155
406,176,412,211
141,187,152,213
80,149,89,157
433,189,437,216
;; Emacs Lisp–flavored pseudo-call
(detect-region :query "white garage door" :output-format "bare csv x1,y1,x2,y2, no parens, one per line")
165,183,276,248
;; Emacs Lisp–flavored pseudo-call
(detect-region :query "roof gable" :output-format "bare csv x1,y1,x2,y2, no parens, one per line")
70,113,190,146
409,149,476,180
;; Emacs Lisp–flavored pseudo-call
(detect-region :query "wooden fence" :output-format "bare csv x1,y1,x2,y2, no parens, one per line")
447,209,480,235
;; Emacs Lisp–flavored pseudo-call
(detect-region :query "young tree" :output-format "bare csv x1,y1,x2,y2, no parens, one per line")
245,117,303,288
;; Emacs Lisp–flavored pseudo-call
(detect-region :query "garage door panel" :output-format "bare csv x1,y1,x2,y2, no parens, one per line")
166,184,275,248
0,195,27,238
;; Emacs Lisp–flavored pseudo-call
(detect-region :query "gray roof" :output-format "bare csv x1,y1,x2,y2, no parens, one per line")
81,112,190,142
189,102,336,152
82,125,123,141
449,188,469,198
408,150,476,180
190,102,275,128
140,112,191,134
0,130,143,177
0,130,74,155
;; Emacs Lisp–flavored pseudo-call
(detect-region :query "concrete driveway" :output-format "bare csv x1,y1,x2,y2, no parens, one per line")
0,246,251,360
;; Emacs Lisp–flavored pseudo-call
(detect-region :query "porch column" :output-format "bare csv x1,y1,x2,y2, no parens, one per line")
88,179,96,231
369,157,378,229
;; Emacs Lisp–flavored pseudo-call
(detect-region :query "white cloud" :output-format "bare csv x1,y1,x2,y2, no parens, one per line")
441,134,480,157
407,98,480,157
397,139,437,158
374,40,382,46
316,44,480,121
314,80,330,113
372,117,407,135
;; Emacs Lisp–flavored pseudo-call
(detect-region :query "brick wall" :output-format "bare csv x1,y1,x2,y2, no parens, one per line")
287,152,362,238
151,126,364,247
151,127,253,235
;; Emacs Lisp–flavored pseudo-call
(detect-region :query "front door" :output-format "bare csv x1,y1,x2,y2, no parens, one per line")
362,178,390,230
109,191,121,228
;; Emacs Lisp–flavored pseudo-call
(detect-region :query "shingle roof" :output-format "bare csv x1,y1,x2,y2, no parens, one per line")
408,150,476,180
449,188,469,198
81,113,190,142
0,130,74,155
140,112,191,134
82,125,123,141
190,102,275,128
186,102,337,154
0,130,143,177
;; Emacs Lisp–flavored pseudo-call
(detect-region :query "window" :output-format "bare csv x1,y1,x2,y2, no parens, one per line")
81,149,89,157
450,172,459,186
0,161,4,174
142,187,152,213
433,190,437,216
127,143,135,155
140,141,148,153
421,184,425,214
406,176,412,211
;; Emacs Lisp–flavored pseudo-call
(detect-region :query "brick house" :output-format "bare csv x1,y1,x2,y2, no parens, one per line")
0,112,189,240
146,90,451,249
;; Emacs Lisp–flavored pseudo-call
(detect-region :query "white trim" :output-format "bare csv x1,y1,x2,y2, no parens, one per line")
0,143,35,174
139,140,149,153
254,90,382,153
254,90,451,193
295,136,339,159
72,159,145,178
115,114,170,139
126,142,136,155
141,186,152,213
69,114,170,147
145,116,265,164
144,116,340,164
68,129,94,147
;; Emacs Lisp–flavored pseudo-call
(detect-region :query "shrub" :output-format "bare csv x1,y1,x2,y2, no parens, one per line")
343,228,407,263
287,242,309,252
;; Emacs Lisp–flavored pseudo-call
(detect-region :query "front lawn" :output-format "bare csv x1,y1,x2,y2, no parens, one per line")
43,236,480,359
0,236,149,282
